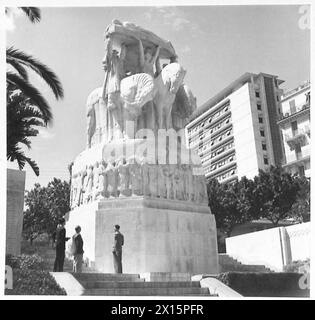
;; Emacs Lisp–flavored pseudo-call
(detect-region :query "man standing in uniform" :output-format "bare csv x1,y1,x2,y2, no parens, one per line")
73,225,84,273
112,225,124,273
53,218,70,272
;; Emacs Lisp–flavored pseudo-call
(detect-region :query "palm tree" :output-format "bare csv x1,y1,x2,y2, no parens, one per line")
7,90,45,176
6,7,41,23
6,7,64,175
7,47,64,123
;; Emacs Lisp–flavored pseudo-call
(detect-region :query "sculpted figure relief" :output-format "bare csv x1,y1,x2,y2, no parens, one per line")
196,174,208,204
96,160,107,200
92,162,100,200
148,164,158,198
128,156,143,196
70,173,77,209
117,158,130,197
106,161,118,198
83,165,94,203
158,165,167,199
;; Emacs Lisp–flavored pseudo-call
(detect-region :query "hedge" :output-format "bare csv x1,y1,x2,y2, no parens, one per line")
5,254,66,296
5,269,66,295
216,272,310,297
6,254,47,270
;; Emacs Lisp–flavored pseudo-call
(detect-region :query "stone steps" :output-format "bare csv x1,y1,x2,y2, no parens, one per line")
72,272,212,296
74,273,142,282
83,287,210,296
81,281,201,289
219,254,273,273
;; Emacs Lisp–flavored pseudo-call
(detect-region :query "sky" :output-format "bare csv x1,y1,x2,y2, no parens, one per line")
5,4,310,191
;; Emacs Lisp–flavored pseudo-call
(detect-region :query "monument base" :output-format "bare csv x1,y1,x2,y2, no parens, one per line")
65,197,218,275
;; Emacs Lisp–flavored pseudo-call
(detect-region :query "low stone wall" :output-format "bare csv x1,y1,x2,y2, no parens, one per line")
225,222,310,271
6,169,26,256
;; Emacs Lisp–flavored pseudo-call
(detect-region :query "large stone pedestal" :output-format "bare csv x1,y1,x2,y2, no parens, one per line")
65,197,218,275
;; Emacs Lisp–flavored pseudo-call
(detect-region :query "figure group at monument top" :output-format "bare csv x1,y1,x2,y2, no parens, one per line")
86,19,197,149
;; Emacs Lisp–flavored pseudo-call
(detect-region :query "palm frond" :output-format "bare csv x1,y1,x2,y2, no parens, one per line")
6,56,29,80
7,71,53,123
7,47,64,99
19,137,32,149
7,146,40,176
19,7,41,23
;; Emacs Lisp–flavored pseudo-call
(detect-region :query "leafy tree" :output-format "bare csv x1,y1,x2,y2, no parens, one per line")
23,179,70,244
6,7,64,175
208,177,256,237
253,166,300,225
289,176,310,223
23,183,48,245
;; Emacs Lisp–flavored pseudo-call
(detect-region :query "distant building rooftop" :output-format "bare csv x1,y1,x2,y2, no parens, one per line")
281,80,310,100
189,72,284,123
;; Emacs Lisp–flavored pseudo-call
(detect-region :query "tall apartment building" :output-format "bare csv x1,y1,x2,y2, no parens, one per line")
278,81,310,177
186,72,284,182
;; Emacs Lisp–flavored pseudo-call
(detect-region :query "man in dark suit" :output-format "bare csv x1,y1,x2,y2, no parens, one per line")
53,218,70,272
112,224,124,273
73,225,84,273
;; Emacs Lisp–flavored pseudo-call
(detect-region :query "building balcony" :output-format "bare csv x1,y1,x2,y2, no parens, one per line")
282,154,310,170
281,81,310,100
285,129,309,150
277,102,310,125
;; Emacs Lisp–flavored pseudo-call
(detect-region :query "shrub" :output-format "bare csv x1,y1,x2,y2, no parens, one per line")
5,269,66,295
6,254,47,270
5,253,66,295
216,272,309,297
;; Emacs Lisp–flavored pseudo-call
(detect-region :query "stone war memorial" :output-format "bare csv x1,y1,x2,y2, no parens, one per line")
65,19,219,275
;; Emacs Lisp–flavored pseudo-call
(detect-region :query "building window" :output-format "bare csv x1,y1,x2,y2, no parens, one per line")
255,91,260,98
258,117,263,124
291,121,298,136
260,130,265,137
262,143,267,151
298,166,305,177
257,104,262,111
264,157,269,165
276,96,279,102
295,144,302,160
289,100,296,114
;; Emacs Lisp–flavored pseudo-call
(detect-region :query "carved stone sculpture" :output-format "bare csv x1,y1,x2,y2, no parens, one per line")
105,161,118,198
96,160,107,200
117,158,130,197
73,20,204,207
158,165,167,199
84,165,94,203
128,156,143,196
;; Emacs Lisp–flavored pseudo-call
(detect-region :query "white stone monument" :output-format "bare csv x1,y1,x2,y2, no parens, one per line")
66,20,219,274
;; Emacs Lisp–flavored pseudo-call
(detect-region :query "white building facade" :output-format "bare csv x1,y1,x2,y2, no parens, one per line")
278,81,310,177
186,72,284,182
